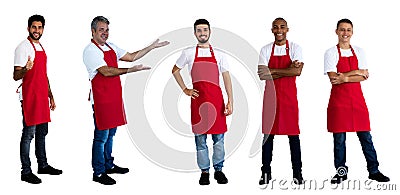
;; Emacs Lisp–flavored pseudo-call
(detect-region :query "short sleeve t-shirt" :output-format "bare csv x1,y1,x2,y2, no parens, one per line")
324,45,367,74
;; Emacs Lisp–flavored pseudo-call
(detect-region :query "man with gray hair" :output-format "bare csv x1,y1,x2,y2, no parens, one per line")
83,16,169,185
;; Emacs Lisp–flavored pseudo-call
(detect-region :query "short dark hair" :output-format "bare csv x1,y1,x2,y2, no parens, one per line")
28,14,45,27
91,16,110,31
194,19,210,31
337,18,353,29
272,17,287,26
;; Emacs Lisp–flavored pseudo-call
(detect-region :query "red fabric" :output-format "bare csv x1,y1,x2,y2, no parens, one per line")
191,45,227,134
91,40,126,130
327,45,370,133
262,40,300,135
22,37,51,126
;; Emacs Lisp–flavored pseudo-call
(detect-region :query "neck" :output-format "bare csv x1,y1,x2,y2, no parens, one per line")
274,39,286,46
197,42,210,48
28,36,40,44
92,39,105,46
338,42,351,49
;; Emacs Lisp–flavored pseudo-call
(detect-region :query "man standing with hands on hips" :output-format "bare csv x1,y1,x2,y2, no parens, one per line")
172,19,233,185
257,17,304,185
324,18,390,184
13,14,63,184
83,16,169,185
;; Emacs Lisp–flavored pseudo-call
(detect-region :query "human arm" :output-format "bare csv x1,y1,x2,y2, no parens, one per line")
47,77,56,111
269,60,304,77
97,64,151,77
222,71,233,116
171,65,198,99
119,39,169,62
328,69,369,85
13,56,33,81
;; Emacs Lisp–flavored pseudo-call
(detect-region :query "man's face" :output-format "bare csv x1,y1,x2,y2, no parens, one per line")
336,22,353,44
271,19,289,44
28,21,44,41
92,21,109,45
194,24,210,44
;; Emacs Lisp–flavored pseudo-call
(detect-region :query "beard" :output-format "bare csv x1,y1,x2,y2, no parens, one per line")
197,36,209,44
29,32,42,40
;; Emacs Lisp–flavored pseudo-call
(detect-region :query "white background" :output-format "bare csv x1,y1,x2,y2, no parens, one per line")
0,0,398,194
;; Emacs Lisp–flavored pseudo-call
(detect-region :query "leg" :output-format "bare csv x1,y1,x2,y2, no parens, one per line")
261,134,274,174
104,127,117,170
289,135,303,184
333,132,347,170
194,134,210,172
20,121,36,175
35,123,48,169
356,131,379,174
211,134,225,171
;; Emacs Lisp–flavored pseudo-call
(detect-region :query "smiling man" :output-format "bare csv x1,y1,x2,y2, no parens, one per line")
257,17,304,185
13,14,62,184
83,16,169,185
172,19,233,185
324,18,390,184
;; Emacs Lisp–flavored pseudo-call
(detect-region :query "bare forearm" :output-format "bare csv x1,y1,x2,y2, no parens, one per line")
222,72,233,102
346,75,366,83
47,78,53,99
126,45,153,62
13,66,28,81
270,66,302,77
172,69,187,90
98,66,129,77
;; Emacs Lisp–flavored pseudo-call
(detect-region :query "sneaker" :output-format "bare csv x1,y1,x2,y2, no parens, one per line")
259,172,271,185
293,172,304,185
38,165,63,175
214,171,228,184
105,165,129,174
93,173,116,185
199,172,210,185
21,173,42,184
331,174,347,184
369,172,390,182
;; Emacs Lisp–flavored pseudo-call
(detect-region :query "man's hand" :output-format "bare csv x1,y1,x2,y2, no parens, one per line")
330,72,347,85
129,64,151,72
150,39,170,49
224,101,233,116
183,88,199,99
258,65,272,80
25,56,33,70
49,98,56,111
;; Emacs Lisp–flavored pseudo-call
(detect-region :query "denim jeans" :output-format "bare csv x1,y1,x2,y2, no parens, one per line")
20,106,49,175
92,108,117,176
194,134,225,172
333,132,379,174
261,134,302,174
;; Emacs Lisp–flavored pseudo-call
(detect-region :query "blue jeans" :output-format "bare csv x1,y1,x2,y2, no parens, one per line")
261,134,302,174
333,132,379,174
20,105,49,175
92,108,117,176
194,134,225,172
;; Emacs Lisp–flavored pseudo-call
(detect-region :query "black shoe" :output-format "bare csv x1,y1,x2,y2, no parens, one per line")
293,172,304,185
38,165,63,175
369,172,390,182
331,174,347,184
93,173,116,185
259,172,271,185
21,173,42,184
199,172,210,185
105,165,129,174
214,171,228,184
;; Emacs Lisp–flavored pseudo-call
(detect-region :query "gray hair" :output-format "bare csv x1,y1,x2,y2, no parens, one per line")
91,16,109,31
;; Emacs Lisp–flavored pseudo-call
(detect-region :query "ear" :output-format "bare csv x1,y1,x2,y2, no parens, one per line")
27,26,30,32
335,29,339,35
91,29,95,37
287,27,289,32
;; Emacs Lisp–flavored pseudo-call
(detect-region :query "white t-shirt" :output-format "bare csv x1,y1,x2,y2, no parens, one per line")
258,41,303,65
83,41,127,103
324,45,367,74
175,46,229,73
14,39,45,101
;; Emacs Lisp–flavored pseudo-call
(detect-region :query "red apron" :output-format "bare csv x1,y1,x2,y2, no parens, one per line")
22,37,51,126
91,40,126,130
191,45,227,134
327,45,370,133
262,40,300,135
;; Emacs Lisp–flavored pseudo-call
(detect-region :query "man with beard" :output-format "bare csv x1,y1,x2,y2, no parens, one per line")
83,16,169,185
13,14,62,184
172,19,233,185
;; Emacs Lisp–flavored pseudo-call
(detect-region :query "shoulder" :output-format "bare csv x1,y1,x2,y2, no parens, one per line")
289,41,302,49
352,45,365,54
15,39,32,51
260,42,274,51
325,46,338,55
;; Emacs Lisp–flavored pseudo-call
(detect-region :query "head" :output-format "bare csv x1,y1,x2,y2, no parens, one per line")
194,19,210,44
271,17,289,45
27,14,45,42
91,16,110,45
336,18,353,44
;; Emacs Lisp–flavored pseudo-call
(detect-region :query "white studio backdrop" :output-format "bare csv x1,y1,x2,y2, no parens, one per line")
0,0,398,194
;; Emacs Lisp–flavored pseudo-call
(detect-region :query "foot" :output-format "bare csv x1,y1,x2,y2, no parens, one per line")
293,172,304,185
369,172,390,182
21,173,42,184
105,165,129,174
199,172,210,185
93,173,116,185
331,174,347,184
214,171,228,184
38,165,63,175
259,172,271,185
